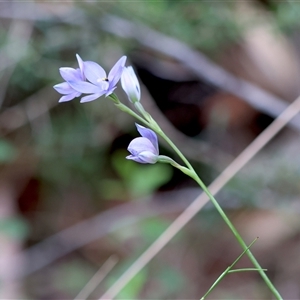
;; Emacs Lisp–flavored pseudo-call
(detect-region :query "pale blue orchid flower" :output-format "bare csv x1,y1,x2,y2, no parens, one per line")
126,124,159,164
68,56,127,103
54,55,127,103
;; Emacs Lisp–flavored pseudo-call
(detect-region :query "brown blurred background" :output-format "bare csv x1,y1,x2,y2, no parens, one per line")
0,1,300,299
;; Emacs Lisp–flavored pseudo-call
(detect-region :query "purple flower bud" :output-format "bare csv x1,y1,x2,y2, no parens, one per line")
121,66,140,103
126,124,159,164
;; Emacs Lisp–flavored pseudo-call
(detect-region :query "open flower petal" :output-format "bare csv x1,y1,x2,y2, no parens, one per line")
76,54,85,79
135,124,158,154
53,82,75,95
58,92,80,102
80,92,106,103
126,151,158,164
128,137,157,156
83,61,107,84
59,67,82,82
108,56,127,89
68,80,104,94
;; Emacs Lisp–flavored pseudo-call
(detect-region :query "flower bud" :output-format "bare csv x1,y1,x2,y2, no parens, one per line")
121,66,141,103
126,124,158,164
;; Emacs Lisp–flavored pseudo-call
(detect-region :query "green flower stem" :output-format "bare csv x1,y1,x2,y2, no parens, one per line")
145,112,281,298
134,102,153,123
113,102,150,127
156,130,195,170
192,177,281,299
157,131,282,300
110,96,282,299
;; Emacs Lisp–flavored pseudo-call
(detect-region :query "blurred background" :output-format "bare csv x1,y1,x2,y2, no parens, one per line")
1,1,300,299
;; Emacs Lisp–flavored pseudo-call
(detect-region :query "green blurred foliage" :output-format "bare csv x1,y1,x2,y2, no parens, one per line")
155,265,186,297
106,260,148,299
82,1,241,54
53,259,97,296
0,216,29,240
116,269,148,299
271,2,300,33
36,109,101,186
111,150,173,199
140,218,171,241
0,139,17,163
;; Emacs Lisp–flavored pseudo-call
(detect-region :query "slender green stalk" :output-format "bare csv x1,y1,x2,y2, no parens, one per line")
110,95,282,299
113,102,150,126
229,268,267,273
191,176,281,299
200,238,258,299
160,133,282,299
200,266,231,300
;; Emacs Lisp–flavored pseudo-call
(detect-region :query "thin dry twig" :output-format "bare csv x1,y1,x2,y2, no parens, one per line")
74,255,119,300
99,95,300,300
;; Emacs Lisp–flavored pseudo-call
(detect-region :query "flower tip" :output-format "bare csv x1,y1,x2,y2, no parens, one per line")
116,56,127,69
79,98,89,103
76,53,83,63
58,96,72,103
135,123,144,130
120,55,127,62
121,66,141,103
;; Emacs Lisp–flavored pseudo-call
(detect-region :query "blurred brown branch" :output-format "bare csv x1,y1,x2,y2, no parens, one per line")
101,14,300,132
0,188,201,280
1,5,299,131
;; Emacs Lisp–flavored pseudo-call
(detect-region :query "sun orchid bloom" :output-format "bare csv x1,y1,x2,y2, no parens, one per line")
126,124,159,164
53,54,85,102
54,55,127,103
68,56,126,103
121,66,141,103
